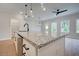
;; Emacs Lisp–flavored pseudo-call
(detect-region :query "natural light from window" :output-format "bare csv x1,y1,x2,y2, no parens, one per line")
61,20,69,33
45,24,49,35
51,22,57,33
45,25,48,30
76,19,79,33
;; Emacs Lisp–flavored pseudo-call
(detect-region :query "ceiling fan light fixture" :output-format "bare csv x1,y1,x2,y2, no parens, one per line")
40,3,46,11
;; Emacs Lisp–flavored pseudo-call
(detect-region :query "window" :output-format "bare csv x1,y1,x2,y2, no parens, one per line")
45,24,49,35
61,20,69,32
51,22,57,32
76,19,79,33
45,25,48,30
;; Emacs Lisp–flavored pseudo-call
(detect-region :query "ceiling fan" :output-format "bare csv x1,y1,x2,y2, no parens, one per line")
52,9,68,15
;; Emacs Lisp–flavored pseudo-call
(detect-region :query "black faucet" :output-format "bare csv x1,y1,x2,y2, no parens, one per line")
24,23,29,32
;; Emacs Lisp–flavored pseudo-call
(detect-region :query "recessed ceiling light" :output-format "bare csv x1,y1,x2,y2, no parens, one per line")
43,7,46,11
40,3,46,11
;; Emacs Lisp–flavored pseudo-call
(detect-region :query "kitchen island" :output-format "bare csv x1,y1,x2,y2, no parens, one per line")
17,32,68,56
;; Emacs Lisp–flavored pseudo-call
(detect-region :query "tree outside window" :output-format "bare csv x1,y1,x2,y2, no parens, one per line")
61,20,69,32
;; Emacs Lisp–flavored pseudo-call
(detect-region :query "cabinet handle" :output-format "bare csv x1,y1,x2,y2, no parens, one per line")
23,44,29,50
23,52,26,56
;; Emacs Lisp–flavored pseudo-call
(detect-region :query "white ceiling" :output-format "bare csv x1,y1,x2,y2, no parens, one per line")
0,3,79,21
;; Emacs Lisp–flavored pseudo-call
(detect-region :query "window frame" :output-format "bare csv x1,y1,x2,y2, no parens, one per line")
61,20,70,33
51,22,57,33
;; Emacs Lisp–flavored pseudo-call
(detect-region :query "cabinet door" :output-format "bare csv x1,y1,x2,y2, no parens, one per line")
39,41,57,56
23,39,36,56
54,38,65,56
65,38,79,56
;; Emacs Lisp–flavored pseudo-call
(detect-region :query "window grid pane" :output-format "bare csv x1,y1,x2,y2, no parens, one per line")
51,22,57,32
45,24,49,35
45,25,48,30
61,20,69,32
76,20,79,33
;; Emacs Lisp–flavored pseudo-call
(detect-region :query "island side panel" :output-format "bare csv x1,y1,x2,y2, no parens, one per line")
38,37,65,56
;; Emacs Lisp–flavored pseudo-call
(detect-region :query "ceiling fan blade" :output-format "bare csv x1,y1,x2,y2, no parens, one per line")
56,12,59,15
60,10,67,13
52,11,57,13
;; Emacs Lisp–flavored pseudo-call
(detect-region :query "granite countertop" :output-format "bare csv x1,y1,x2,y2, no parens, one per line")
17,32,67,48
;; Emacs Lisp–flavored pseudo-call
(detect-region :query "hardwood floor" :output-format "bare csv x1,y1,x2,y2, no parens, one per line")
0,39,17,56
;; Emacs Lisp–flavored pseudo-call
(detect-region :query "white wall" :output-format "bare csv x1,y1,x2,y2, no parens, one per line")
11,14,42,33
26,19,41,32
11,14,24,33
0,13,10,40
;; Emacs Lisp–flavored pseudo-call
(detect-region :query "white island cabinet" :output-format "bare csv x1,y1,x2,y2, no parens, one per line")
17,32,66,56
